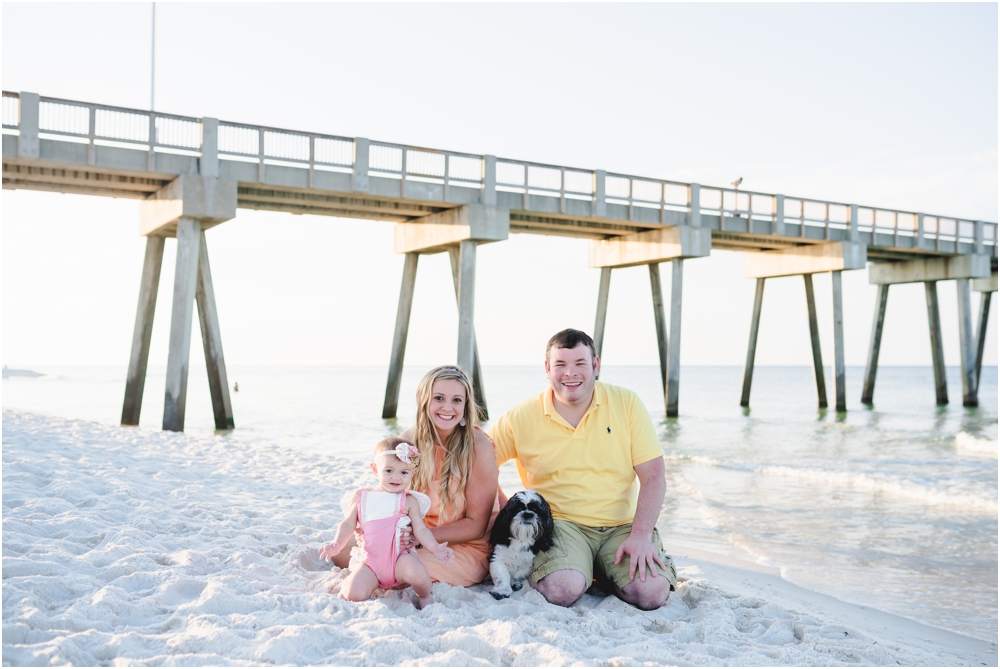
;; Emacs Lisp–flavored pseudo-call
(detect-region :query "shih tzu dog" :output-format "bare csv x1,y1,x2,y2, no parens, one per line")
488,490,555,600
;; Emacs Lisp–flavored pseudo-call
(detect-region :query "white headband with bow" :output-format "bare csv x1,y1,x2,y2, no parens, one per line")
375,442,420,465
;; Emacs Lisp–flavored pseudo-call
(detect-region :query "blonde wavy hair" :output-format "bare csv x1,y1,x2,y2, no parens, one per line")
410,365,480,521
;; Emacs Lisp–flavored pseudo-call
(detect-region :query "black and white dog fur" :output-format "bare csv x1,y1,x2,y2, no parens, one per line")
488,490,555,600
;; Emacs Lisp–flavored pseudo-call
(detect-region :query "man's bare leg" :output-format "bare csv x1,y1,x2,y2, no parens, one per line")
529,569,588,607
614,574,671,611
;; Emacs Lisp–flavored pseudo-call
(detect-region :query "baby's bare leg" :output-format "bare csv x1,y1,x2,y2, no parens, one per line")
395,553,434,608
340,564,379,602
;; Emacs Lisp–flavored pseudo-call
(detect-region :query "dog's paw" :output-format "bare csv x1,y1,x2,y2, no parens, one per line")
511,581,523,592
490,590,510,600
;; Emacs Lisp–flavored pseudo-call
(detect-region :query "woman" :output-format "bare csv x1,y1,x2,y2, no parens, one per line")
333,365,500,586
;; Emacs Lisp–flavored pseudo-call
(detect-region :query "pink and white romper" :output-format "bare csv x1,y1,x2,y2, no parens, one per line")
342,488,431,588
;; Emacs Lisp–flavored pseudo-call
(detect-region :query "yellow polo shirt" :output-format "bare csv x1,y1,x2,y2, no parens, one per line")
489,381,662,527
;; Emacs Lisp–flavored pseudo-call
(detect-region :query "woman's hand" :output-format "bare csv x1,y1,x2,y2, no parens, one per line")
399,527,416,551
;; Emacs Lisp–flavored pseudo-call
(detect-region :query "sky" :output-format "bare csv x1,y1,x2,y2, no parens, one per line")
2,2,997,371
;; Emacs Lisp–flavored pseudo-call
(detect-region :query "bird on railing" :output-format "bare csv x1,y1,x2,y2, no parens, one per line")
730,178,744,218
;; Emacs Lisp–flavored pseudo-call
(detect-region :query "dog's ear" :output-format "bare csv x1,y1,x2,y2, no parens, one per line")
533,496,556,554
489,498,517,547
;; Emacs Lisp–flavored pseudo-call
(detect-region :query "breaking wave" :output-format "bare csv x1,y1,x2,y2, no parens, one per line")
756,465,997,514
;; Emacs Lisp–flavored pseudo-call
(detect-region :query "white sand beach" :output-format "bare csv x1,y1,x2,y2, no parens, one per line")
3,410,996,667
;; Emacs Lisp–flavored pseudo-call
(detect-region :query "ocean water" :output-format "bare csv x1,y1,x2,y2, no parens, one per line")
3,364,997,641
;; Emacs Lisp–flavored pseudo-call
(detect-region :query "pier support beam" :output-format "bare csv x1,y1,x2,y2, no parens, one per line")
456,240,477,381
956,278,977,407
831,270,847,412
868,254,991,286
382,253,419,419
804,274,828,409
383,205,510,418
195,231,234,430
649,264,668,394
740,278,765,407
745,241,867,280
593,267,612,359
394,204,509,255
974,292,993,394
666,259,684,418
136,175,237,432
743,243,864,410
449,246,488,418
163,218,202,432
925,282,948,405
589,227,707,417
976,293,993,397
972,271,997,396
121,235,166,426
868,256,991,407
860,284,889,405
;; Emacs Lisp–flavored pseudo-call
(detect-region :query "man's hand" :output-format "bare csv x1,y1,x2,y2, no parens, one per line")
614,532,666,582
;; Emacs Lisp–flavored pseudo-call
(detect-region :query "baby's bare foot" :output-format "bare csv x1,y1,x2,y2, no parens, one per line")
416,595,434,609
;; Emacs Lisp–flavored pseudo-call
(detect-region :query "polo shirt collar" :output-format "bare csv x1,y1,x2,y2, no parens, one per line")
542,381,607,426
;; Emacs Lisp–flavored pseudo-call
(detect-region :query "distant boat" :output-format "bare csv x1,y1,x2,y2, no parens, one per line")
2,367,44,379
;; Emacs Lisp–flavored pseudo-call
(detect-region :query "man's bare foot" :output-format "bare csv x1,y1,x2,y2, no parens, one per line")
416,595,434,609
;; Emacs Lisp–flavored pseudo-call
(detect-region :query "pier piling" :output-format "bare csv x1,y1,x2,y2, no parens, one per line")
195,231,235,430
455,240,478,381
382,253,419,419
163,218,202,432
831,270,847,412
649,264,668,394
861,283,889,404
974,291,992,394
449,246,487,418
972,271,997,394
804,274,829,409
924,282,949,405
593,267,612,359
589,227,707,417
666,259,684,418
956,278,977,407
740,278,765,407
744,242,865,411
122,236,165,426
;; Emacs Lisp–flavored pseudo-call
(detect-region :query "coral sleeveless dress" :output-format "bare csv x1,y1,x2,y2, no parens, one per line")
341,488,431,588
414,438,501,587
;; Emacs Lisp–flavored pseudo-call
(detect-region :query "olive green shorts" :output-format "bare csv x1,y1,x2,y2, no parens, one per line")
531,520,676,591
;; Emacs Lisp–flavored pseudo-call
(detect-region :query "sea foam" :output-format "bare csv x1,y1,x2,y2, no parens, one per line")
756,465,997,514
955,432,998,458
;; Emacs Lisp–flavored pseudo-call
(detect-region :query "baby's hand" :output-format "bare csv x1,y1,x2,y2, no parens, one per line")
430,542,454,564
319,541,342,561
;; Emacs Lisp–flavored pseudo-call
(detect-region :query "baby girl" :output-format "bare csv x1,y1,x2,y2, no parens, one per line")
320,437,453,608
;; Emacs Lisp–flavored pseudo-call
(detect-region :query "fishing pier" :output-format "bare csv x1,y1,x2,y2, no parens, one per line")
3,91,996,430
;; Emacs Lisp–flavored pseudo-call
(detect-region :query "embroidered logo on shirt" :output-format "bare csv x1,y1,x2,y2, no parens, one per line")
607,426,611,434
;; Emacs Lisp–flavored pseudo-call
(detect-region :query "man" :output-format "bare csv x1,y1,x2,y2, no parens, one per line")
489,328,675,610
